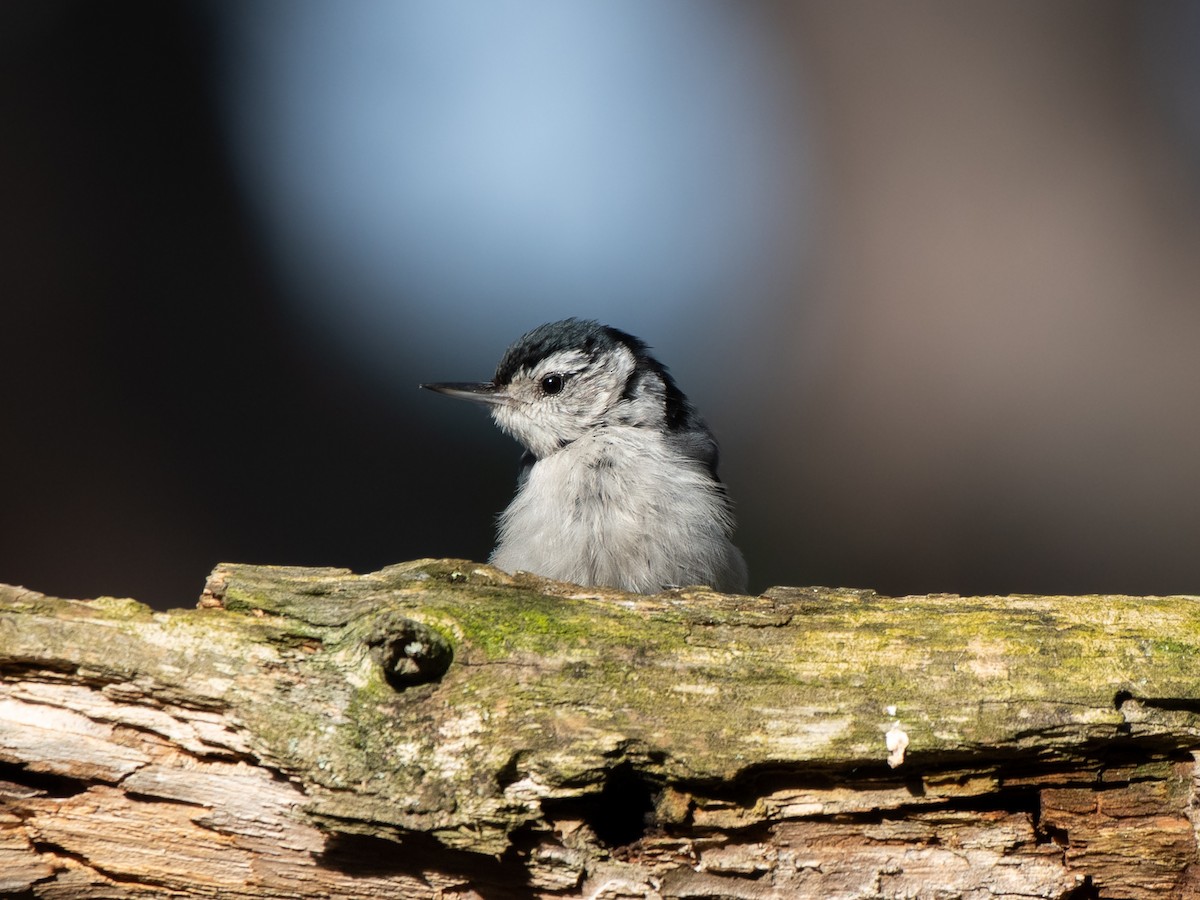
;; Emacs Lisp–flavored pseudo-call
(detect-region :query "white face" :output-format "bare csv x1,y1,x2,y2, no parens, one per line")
489,345,637,457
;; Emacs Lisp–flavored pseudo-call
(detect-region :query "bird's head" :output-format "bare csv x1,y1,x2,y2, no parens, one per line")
422,319,684,459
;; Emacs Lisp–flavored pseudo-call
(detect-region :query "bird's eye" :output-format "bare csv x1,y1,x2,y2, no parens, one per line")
540,373,565,395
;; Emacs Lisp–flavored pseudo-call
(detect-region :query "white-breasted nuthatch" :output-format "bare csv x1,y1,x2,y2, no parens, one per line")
422,318,747,594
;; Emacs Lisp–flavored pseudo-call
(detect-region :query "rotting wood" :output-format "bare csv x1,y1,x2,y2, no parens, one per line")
2,561,1200,898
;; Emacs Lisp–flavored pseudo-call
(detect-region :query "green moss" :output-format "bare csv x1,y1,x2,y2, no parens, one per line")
86,596,156,619
438,589,636,658
1148,638,1198,659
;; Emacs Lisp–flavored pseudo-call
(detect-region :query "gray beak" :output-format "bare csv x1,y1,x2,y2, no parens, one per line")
420,382,509,405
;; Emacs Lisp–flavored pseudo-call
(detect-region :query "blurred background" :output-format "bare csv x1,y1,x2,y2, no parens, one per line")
3,1,1200,609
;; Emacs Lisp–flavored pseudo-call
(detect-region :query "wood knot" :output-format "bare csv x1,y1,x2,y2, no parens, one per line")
365,613,454,689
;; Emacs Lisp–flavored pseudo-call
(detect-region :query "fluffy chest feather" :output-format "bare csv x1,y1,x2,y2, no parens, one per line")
490,426,739,592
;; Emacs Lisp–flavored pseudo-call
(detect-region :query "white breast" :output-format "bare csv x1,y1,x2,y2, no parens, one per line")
489,427,747,593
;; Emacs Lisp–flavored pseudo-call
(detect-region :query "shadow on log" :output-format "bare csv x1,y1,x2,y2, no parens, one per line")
2,560,1200,898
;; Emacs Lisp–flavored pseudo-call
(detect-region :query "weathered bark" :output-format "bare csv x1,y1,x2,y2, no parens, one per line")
2,561,1200,898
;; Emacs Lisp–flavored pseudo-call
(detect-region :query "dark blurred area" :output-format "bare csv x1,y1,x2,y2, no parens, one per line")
2,1,1199,609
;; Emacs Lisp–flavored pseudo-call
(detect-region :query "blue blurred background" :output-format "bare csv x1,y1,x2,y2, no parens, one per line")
3,1,1200,608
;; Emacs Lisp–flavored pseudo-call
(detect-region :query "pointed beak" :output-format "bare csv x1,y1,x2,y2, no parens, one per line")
419,382,509,405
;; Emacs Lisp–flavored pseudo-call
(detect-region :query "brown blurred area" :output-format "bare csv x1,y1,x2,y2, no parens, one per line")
2,1,1199,607
727,1,1200,593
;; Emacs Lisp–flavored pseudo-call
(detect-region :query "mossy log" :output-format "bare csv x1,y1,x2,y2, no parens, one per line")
2,561,1200,898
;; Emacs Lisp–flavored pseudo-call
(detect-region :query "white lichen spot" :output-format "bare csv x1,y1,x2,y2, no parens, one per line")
965,637,1010,679
435,708,487,777
749,709,853,753
886,721,909,769
671,683,719,697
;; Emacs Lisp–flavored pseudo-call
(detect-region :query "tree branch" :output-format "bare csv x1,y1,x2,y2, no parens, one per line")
2,561,1199,898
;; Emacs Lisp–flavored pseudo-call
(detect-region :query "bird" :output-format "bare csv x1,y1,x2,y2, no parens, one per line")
421,318,748,594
